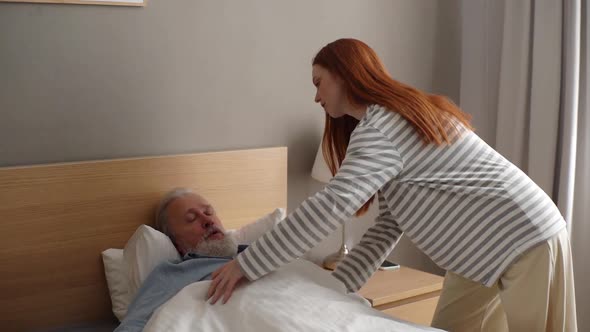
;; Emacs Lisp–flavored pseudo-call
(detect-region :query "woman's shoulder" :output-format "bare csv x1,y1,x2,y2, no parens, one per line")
360,104,404,128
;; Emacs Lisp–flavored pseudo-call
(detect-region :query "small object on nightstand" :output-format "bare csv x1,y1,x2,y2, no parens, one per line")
378,260,400,271
358,266,444,326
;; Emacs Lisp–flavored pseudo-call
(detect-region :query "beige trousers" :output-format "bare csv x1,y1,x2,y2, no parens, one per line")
431,228,577,332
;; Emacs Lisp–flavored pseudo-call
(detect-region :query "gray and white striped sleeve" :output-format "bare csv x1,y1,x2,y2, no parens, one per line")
332,191,402,292
236,125,404,281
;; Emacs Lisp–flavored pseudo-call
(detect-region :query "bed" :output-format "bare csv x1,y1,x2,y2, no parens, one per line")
0,147,443,331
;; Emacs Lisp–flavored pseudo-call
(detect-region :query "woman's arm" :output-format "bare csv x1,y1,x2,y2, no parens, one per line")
332,191,402,292
237,125,404,281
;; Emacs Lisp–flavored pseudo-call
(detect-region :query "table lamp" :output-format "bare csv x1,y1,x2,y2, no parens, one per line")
311,142,349,270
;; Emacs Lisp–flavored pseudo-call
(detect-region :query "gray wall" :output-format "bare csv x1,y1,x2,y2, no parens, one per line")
459,0,504,145
0,0,461,274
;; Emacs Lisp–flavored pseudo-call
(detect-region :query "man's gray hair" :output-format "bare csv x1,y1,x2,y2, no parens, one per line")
155,187,194,242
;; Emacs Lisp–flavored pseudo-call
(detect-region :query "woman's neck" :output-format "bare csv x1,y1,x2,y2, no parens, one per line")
345,104,368,120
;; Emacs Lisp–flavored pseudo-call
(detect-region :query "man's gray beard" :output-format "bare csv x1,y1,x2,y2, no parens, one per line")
184,232,238,258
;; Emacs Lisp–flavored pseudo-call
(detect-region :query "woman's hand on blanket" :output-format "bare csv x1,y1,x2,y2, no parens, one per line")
207,259,246,304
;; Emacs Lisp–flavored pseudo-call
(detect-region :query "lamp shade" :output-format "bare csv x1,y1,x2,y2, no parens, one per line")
311,142,333,183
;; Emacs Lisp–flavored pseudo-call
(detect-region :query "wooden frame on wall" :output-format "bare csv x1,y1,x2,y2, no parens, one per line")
0,0,145,6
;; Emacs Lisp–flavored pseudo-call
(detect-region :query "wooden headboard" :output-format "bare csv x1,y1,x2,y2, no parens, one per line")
0,147,287,331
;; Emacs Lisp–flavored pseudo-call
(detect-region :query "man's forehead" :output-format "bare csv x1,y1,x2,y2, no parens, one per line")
170,193,211,212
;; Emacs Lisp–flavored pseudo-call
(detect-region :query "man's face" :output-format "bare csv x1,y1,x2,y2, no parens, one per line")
166,193,228,255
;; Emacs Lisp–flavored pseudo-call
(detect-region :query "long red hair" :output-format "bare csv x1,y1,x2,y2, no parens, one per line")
313,38,473,216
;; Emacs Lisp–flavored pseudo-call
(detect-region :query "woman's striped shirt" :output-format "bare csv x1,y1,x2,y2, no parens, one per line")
236,104,565,292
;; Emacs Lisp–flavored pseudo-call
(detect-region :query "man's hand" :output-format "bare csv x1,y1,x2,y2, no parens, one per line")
207,259,246,304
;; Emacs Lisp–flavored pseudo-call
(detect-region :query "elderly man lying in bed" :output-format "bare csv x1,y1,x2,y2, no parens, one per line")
115,188,251,331
115,188,444,332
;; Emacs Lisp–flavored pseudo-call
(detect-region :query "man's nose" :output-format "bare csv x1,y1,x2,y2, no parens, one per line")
200,216,214,229
314,91,320,103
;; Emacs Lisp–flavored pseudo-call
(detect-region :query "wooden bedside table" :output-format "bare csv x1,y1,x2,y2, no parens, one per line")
358,266,444,326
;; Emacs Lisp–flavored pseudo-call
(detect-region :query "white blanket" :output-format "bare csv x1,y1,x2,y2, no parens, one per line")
144,260,444,332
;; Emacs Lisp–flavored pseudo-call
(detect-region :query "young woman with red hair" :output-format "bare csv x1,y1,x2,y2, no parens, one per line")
208,38,577,332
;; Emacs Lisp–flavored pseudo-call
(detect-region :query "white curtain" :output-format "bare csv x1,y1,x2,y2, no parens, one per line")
571,0,590,329
461,0,589,329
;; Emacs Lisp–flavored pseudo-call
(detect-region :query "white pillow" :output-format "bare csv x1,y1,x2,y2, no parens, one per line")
102,207,286,320
101,248,132,321
228,207,286,244
123,224,181,299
